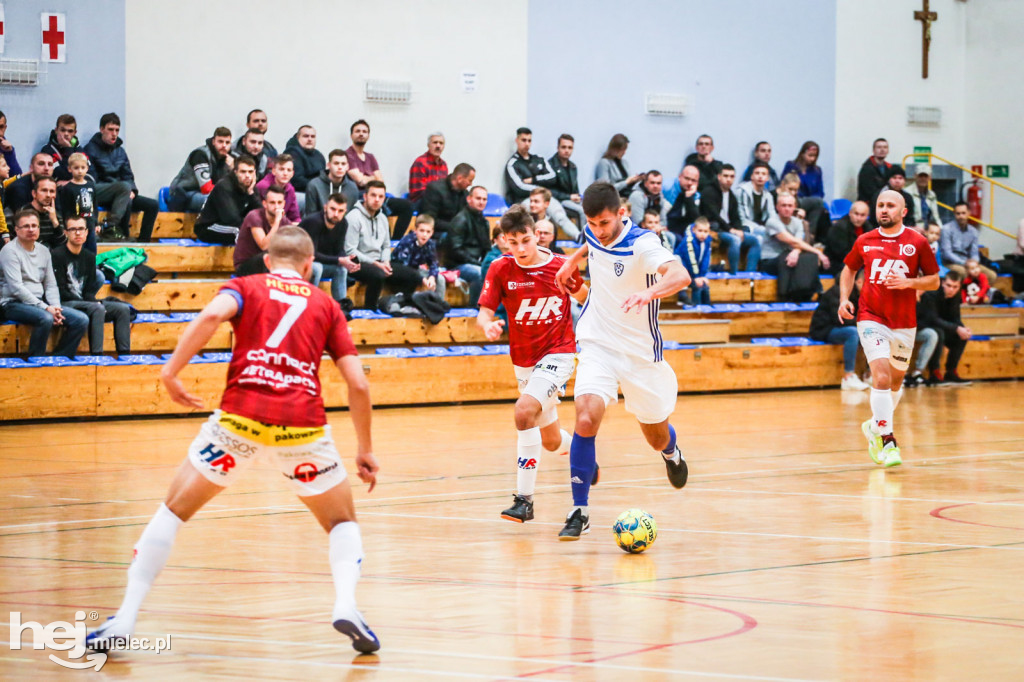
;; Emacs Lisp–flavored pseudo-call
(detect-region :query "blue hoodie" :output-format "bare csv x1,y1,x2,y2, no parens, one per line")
675,224,711,279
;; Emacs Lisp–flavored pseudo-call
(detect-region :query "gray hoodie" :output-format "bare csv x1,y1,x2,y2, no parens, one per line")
344,201,391,264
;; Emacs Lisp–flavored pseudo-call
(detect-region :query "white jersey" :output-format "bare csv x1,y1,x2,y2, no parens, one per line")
576,219,676,363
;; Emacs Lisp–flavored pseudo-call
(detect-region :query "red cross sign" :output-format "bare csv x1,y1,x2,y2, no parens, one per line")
41,12,66,63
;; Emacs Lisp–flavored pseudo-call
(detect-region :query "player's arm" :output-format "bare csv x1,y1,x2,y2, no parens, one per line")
554,243,587,293
335,354,378,492
570,282,589,304
476,305,505,341
160,293,239,408
885,270,939,291
622,259,690,313
838,265,856,321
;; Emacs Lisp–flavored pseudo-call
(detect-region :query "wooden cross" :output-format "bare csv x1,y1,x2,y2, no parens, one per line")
914,0,938,79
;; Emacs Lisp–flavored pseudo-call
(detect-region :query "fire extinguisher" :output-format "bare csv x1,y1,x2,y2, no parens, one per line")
964,164,984,224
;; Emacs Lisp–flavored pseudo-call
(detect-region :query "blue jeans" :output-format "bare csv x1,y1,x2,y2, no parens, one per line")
455,263,482,306
2,302,89,357
914,327,940,372
313,263,349,303
717,230,762,273
826,326,860,373
169,188,206,212
689,283,710,305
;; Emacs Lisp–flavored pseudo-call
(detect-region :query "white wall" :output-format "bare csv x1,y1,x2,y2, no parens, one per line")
125,0,528,198
834,0,968,200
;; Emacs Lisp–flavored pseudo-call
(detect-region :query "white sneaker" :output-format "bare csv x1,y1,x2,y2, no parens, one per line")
841,375,870,391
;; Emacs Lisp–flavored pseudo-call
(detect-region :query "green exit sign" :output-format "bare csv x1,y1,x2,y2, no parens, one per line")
913,146,932,162
987,165,1009,178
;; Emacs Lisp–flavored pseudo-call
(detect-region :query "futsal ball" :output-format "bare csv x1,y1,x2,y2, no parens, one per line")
612,509,657,553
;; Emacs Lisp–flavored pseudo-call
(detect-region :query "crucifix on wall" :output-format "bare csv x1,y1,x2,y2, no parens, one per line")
914,0,938,78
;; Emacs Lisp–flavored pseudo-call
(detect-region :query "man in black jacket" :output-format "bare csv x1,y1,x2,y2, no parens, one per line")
444,186,491,306
169,127,234,212
194,156,260,244
4,152,55,213
299,193,359,306
235,109,278,158
40,114,84,182
809,269,868,390
284,125,326,195
701,164,757,273
544,134,583,227
683,134,724,191
909,270,973,386
857,138,892,203
420,163,475,239
824,200,870,275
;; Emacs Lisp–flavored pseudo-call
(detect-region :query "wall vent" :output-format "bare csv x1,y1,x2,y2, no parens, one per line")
0,59,43,87
645,93,688,117
364,79,412,105
907,106,941,127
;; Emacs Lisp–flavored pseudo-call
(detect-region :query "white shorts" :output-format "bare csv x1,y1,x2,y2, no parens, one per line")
574,343,678,424
857,321,916,372
187,410,347,496
514,352,575,428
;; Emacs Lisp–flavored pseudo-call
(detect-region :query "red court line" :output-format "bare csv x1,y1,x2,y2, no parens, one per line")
929,497,1024,532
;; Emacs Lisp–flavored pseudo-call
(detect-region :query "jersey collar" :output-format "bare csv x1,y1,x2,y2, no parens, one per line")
877,225,906,239
270,267,304,279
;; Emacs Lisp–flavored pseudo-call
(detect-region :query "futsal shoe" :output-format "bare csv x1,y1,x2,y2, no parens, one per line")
85,616,129,653
841,374,870,391
862,419,884,464
663,446,689,488
882,442,902,468
332,608,381,654
558,508,590,541
946,371,972,385
500,495,535,523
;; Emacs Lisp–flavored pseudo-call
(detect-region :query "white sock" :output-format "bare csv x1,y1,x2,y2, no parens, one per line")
870,388,894,436
544,428,572,456
891,387,904,409
113,503,183,632
329,521,363,620
516,427,542,498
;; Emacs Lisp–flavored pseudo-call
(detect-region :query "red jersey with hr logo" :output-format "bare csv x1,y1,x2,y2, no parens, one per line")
217,271,357,427
478,249,576,367
844,226,938,329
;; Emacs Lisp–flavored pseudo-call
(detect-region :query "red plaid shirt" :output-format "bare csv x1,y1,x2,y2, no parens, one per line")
408,152,448,202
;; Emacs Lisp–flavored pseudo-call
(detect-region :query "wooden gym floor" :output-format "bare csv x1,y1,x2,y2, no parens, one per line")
1,382,1023,680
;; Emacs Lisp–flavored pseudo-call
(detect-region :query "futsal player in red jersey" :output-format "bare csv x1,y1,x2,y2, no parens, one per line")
839,190,939,467
477,206,589,523
87,227,382,654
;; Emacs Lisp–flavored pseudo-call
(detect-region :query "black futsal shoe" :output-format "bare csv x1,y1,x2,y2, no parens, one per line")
664,446,689,489
558,508,590,541
501,495,535,523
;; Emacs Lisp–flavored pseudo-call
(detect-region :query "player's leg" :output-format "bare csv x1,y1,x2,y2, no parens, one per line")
622,358,687,488
857,322,898,464
502,394,545,522
877,330,914,467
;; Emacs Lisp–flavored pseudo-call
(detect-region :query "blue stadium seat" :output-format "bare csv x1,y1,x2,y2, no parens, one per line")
158,186,171,212
829,198,852,220
483,194,509,217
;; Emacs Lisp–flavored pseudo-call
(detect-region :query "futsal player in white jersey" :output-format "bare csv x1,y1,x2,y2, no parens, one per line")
553,181,691,539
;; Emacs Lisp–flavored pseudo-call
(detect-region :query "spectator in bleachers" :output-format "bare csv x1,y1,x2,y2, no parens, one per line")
255,153,301,224
534,219,564,254
193,155,260,245
6,152,55,213
0,208,88,357
781,141,830,242
304,149,359,218
809,268,868,390
0,155,9,243
760,194,829,293
345,180,422,310
169,127,233,212
595,133,642,197
504,127,579,240
408,132,448,205
234,184,295,277
925,222,942,263
666,165,701,239
420,163,475,240
233,128,270,178
857,137,892,203
961,258,993,304
702,164,759,273
481,224,510,280
735,161,778,240
393,214,444,298
83,113,159,243
641,208,676,252
41,114,84,183
910,270,972,386
444,185,491,306
684,134,725,191
0,110,22,177
741,141,780,191
284,125,325,203
52,215,132,355
301,193,359,308
544,133,584,228
676,216,713,306
907,168,941,229
235,109,278,158
628,170,668,225
823,200,870,276
870,167,916,229
940,202,998,281
30,177,65,250
56,154,98,250
775,171,802,201
345,119,414,240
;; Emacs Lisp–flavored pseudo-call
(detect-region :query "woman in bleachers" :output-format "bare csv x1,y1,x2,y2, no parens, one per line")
781,141,830,244
595,134,642,198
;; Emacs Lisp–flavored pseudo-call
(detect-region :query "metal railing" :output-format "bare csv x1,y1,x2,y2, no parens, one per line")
902,152,1019,239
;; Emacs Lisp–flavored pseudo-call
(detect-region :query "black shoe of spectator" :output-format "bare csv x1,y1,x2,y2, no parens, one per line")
946,371,973,385
905,372,924,388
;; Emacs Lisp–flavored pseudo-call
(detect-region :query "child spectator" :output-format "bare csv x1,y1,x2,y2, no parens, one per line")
640,207,676,252
56,153,99,250
481,225,510,279
0,155,9,243
256,153,301,224
961,258,992,304
675,216,712,305
392,214,445,298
